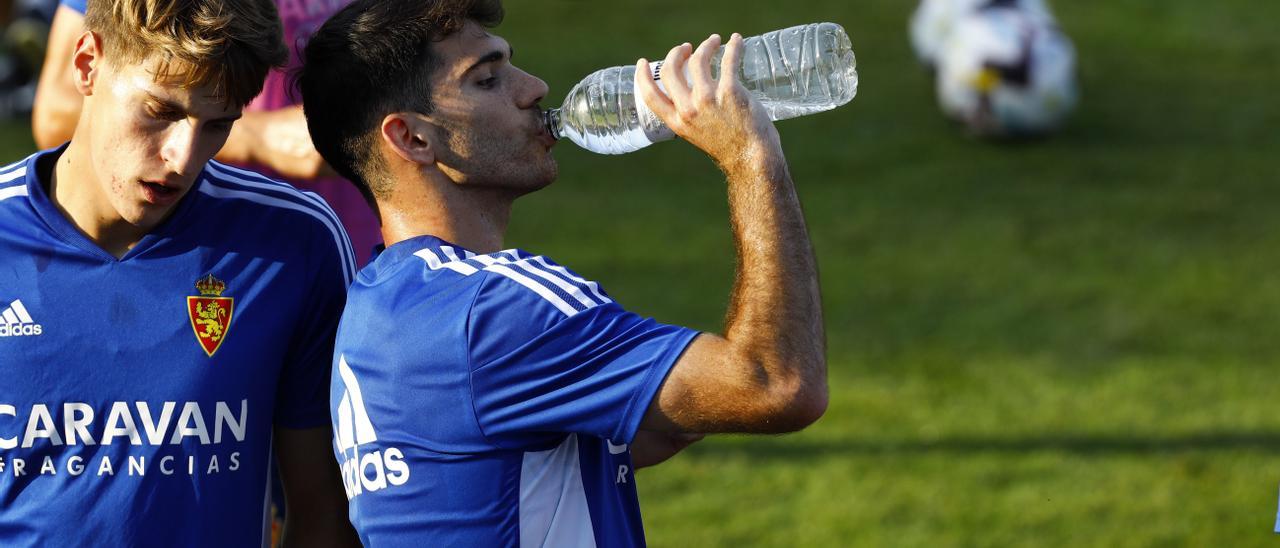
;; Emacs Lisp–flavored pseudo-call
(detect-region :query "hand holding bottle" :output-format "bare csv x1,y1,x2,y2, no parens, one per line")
635,34,783,171
546,22,857,155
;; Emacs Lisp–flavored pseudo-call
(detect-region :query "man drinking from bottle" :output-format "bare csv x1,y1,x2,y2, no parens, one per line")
298,1,828,545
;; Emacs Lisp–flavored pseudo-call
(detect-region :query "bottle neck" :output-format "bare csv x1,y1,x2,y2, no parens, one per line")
542,108,563,140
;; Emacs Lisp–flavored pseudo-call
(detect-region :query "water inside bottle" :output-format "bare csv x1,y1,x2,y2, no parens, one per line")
547,22,858,154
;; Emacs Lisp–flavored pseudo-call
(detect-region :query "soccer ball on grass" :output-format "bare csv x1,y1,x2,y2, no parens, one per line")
933,6,1077,137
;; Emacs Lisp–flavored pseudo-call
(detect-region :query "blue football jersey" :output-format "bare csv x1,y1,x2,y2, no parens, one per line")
0,149,355,547
333,235,699,547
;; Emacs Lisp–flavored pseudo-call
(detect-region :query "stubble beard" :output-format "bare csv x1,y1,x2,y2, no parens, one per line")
438,122,557,194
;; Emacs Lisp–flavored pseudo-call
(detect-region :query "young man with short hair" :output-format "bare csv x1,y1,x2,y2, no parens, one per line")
0,0,357,545
34,0,383,265
300,0,828,545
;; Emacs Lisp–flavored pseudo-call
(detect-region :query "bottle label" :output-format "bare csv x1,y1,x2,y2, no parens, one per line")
635,61,676,144
649,60,665,81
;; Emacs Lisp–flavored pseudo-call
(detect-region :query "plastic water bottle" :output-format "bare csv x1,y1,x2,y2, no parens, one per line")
544,22,858,155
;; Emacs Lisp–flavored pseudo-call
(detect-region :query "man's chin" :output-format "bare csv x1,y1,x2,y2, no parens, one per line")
506,178,554,199
458,158,557,195
508,161,558,194
542,161,559,187
124,202,181,231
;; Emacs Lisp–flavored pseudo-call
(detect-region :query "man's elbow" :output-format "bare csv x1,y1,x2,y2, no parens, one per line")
755,368,828,433
775,383,829,432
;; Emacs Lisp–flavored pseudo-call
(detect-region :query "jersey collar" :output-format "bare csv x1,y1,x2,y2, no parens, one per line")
26,145,207,262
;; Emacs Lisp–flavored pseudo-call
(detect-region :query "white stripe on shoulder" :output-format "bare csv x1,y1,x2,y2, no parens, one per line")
0,156,28,176
415,248,479,275
413,246,606,317
0,166,27,185
0,154,46,202
200,164,355,275
487,263,579,316
204,162,352,228
439,246,465,263
471,254,599,310
511,259,600,309
0,184,27,202
204,161,293,192
203,162,356,261
531,256,612,305
199,182,355,286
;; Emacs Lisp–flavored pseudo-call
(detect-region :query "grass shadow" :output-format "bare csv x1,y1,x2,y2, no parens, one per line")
689,431,1280,460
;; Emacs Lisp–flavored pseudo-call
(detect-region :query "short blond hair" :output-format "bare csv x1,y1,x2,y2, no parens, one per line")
85,0,288,107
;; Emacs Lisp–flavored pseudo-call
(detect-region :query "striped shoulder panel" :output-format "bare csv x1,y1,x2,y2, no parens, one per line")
413,245,612,317
0,155,32,202
199,161,356,285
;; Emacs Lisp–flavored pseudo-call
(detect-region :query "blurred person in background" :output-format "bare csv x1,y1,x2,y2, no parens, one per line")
299,0,828,545
0,0,57,118
0,0,357,545
31,0,382,265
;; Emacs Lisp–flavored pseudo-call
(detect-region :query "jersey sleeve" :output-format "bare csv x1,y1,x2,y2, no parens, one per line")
465,258,699,449
60,0,86,14
1274,486,1280,533
274,210,355,430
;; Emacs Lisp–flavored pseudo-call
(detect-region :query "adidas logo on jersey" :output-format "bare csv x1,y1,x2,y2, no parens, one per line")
335,355,409,498
0,300,42,337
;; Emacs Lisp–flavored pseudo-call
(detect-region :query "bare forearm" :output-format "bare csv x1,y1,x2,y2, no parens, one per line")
276,427,360,547
32,6,87,149
281,519,360,548
32,99,80,149
215,106,335,180
635,34,827,434
721,143,826,414
214,117,257,166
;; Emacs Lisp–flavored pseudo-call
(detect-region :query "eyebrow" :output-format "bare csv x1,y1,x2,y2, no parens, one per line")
462,45,515,76
145,92,242,124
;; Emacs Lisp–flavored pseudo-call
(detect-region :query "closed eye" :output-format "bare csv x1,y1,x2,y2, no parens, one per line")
147,105,184,122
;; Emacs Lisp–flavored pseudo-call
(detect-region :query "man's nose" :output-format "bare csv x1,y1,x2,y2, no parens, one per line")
520,70,550,109
160,122,202,178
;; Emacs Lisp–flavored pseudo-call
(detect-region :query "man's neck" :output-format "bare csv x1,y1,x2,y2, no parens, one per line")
379,173,516,255
50,139,149,258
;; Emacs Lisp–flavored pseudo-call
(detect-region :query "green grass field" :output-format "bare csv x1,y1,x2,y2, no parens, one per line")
4,0,1277,545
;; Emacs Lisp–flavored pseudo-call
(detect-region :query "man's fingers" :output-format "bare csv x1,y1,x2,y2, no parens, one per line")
718,33,746,98
635,58,676,123
639,33,769,161
688,34,720,102
661,42,693,107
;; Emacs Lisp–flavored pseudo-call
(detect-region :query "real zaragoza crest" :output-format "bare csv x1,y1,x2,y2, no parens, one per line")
187,274,234,357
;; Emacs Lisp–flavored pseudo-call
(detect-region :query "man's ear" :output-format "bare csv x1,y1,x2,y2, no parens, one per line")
380,113,437,167
71,31,101,97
